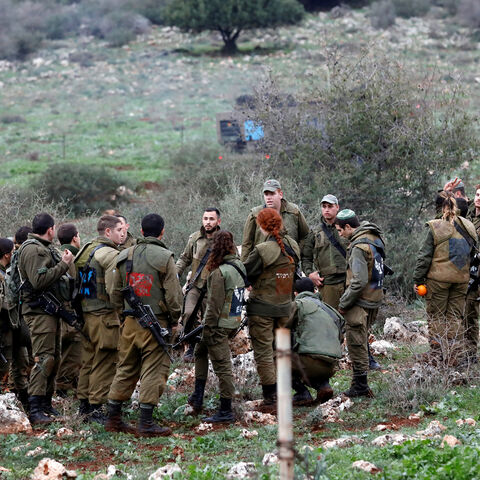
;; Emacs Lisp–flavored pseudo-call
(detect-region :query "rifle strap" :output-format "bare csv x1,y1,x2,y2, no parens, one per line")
321,222,347,259
267,238,299,264
186,247,211,289
454,221,475,250
223,262,249,287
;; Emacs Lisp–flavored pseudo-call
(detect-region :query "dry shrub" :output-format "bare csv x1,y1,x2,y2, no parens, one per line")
370,0,396,29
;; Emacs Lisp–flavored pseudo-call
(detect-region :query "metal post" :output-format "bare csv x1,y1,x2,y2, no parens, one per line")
276,327,294,480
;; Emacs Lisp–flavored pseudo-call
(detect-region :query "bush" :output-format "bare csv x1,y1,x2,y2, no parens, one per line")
458,0,480,28
29,163,136,218
393,0,432,18
370,0,396,29
128,0,169,25
44,5,81,40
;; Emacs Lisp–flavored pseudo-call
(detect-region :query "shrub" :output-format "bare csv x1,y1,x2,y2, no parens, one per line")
29,163,136,218
393,0,432,18
128,0,169,25
44,5,81,40
458,0,480,28
370,0,396,29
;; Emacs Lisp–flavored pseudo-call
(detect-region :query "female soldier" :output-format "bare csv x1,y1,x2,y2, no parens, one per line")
413,193,477,366
243,208,300,405
188,230,247,423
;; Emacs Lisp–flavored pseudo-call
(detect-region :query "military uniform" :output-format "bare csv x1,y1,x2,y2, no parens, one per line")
339,222,385,374
118,232,136,251
414,216,477,362
301,217,348,309
241,199,309,262
244,235,300,392
75,237,120,408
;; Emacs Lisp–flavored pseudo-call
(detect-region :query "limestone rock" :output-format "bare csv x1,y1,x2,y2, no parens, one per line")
226,462,256,479
31,458,77,479
320,395,353,423
244,410,276,425
416,420,446,437
195,422,213,433
372,433,413,447
241,429,258,439
370,340,396,356
56,428,74,438
148,464,182,479
322,436,363,449
456,418,476,427
0,393,32,434
262,452,278,465
352,460,381,474
441,435,461,448
26,447,45,457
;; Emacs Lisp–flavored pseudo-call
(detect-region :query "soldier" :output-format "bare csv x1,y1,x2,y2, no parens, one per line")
335,210,385,397
75,215,125,423
188,230,246,423
244,208,300,405
0,238,29,411
55,224,82,397
301,194,347,310
288,278,344,405
176,208,221,362
414,193,477,366
241,179,309,262
115,215,136,250
18,213,74,424
14,226,33,250
106,213,182,437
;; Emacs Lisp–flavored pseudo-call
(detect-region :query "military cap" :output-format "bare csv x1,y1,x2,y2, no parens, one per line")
263,179,281,192
321,194,338,205
337,209,356,220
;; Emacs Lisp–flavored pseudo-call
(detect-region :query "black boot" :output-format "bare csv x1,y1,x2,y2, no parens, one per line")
78,398,91,417
314,380,334,404
88,404,107,425
368,344,381,371
183,344,195,363
203,397,235,423
138,403,171,437
187,378,206,413
261,384,277,405
292,380,313,406
28,395,54,426
105,401,136,434
343,372,374,398
43,394,60,417
16,388,29,413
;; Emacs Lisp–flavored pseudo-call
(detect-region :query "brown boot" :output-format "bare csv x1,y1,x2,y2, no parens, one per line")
137,404,171,437
105,401,136,435
315,381,334,404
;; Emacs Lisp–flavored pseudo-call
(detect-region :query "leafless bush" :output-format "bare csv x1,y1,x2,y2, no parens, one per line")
370,0,396,29
458,0,480,28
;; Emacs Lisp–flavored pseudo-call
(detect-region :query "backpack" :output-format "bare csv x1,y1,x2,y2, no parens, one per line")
77,244,106,299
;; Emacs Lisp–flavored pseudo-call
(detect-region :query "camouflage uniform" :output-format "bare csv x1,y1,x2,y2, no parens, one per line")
241,199,309,262
108,237,182,405
75,238,120,406
301,216,348,309
244,235,300,387
194,254,246,399
414,216,477,361
339,222,385,374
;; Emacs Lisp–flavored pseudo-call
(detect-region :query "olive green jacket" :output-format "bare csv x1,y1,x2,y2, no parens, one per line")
18,233,70,315
241,199,309,262
301,216,347,285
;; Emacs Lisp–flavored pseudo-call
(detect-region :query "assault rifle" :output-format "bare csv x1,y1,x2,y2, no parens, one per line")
122,285,173,362
468,252,480,296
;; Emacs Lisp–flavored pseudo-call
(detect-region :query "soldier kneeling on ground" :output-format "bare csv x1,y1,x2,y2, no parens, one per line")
288,278,344,406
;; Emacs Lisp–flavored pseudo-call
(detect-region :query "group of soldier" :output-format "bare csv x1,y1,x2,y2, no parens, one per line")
0,176,478,436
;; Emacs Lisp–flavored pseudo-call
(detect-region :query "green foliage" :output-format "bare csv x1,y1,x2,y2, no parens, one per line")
393,0,432,18
29,163,135,217
165,0,305,53
370,0,396,29
44,4,81,39
129,0,169,25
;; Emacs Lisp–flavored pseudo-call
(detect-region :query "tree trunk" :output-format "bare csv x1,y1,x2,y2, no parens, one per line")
221,37,238,55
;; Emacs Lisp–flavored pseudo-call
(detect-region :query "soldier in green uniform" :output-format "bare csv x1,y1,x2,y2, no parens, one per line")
414,193,477,366
55,224,82,397
335,210,385,397
115,215,136,251
244,207,300,405
18,213,74,424
288,278,344,405
176,208,221,362
75,215,125,423
106,213,182,437
188,230,246,423
301,194,347,309
241,179,309,262
0,238,29,411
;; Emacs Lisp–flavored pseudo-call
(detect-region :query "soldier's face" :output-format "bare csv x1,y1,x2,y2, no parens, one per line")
321,202,339,222
264,189,283,211
202,211,220,233
475,189,480,209
106,223,126,246
335,224,353,239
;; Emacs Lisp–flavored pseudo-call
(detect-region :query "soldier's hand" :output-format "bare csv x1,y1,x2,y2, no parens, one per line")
62,249,74,265
308,271,323,287
443,177,461,192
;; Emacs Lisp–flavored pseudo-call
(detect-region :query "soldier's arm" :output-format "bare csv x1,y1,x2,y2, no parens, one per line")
241,213,256,262
22,246,69,291
109,263,124,312
203,268,225,329
338,247,368,311
413,229,434,285
285,300,299,329
243,248,263,284
163,255,183,324
297,210,310,246
175,236,193,278
301,231,316,276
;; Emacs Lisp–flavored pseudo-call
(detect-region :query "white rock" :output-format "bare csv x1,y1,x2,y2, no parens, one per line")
262,452,278,465
241,429,258,439
226,462,256,479
352,460,381,474
370,340,396,356
322,436,363,449
56,428,74,438
456,418,476,427
26,447,45,457
0,393,32,434
174,404,194,416
31,458,75,479
316,395,353,423
374,424,388,431
244,410,276,425
441,435,461,448
372,433,413,447
195,422,213,433
416,420,446,437
107,465,117,477
383,317,409,340
148,464,182,479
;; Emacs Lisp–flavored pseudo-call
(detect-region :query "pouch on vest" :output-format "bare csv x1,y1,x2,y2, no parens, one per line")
78,245,106,299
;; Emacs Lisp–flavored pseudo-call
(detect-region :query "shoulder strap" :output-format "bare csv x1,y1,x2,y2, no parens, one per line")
187,247,211,287
454,220,474,249
321,223,346,258
125,245,135,280
84,244,107,270
223,262,248,286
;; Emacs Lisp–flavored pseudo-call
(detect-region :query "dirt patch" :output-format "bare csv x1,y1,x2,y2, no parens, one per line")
114,165,134,171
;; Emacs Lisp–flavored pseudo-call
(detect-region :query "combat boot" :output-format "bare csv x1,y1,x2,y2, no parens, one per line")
28,396,54,426
78,398,91,418
15,388,29,413
203,398,235,424
187,378,206,414
88,404,107,425
137,404,171,437
314,381,334,404
261,384,277,405
343,372,374,398
43,393,60,417
105,401,136,434
292,379,313,406
368,344,381,371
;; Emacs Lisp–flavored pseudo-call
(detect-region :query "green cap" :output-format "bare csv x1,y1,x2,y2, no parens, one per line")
263,179,281,192
337,209,356,220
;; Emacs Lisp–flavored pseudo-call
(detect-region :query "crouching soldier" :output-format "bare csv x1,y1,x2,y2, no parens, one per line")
106,214,182,437
288,278,344,405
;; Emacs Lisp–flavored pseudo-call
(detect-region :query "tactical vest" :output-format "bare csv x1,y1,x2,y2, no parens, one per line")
116,240,173,316
346,233,385,304
426,218,476,284
313,224,347,276
76,240,115,312
216,258,246,329
293,292,343,360
250,241,295,306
